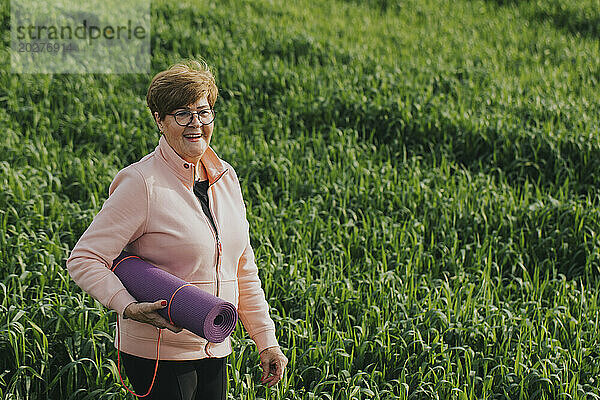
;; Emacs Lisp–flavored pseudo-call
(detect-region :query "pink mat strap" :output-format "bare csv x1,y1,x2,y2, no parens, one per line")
167,283,194,325
111,255,141,272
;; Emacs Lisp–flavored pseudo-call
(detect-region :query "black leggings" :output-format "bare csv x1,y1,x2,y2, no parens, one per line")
120,352,227,400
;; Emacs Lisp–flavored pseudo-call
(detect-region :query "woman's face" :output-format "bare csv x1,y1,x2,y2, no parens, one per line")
155,97,214,165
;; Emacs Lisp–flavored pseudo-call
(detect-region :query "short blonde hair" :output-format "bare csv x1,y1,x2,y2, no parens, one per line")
146,59,218,121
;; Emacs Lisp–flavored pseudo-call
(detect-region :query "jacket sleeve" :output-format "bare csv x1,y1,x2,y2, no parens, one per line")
237,241,280,353
66,166,148,316
231,168,280,353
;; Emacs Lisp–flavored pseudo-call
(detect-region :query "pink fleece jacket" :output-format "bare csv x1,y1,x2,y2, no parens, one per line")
66,136,279,360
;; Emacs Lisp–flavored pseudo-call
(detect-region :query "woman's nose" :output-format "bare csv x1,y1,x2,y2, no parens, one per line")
188,112,202,127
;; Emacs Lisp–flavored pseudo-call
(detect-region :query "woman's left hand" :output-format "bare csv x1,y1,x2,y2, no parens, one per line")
259,346,288,387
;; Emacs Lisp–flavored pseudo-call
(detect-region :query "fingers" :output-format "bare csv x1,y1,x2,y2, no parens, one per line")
147,301,183,332
261,362,283,387
267,360,285,387
143,299,168,312
259,349,288,387
260,357,271,382
125,300,183,333
152,314,183,333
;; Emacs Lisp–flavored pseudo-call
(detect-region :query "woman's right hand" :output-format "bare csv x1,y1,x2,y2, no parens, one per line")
123,300,183,333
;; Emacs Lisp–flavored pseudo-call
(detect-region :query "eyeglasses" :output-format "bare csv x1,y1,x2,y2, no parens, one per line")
166,109,216,127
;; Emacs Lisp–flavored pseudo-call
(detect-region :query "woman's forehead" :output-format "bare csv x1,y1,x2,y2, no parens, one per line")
183,97,210,109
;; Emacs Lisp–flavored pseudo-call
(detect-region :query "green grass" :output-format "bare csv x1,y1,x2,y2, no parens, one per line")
1,0,600,398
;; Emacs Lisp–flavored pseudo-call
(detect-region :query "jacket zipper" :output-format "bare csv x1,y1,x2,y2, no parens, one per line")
194,167,228,356
206,205,221,298
206,169,227,298
201,206,220,360
200,208,219,357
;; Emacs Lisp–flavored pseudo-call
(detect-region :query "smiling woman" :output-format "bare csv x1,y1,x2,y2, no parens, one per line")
155,97,215,177
66,60,288,399
146,61,219,177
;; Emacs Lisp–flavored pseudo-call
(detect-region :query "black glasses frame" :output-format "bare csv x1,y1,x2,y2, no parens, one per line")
166,109,216,127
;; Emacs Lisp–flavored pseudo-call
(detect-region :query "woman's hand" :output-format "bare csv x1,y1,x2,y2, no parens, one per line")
123,300,182,333
259,346,288,387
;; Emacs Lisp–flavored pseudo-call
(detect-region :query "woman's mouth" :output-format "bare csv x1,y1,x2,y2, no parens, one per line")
183,133,203,141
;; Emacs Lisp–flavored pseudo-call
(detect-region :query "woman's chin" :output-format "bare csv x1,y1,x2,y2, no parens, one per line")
184,143,209,162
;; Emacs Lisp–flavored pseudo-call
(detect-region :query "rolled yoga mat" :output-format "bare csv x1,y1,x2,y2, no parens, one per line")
111,251,237,343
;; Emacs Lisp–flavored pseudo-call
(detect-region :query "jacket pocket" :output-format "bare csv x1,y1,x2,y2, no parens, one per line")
218,279,238,307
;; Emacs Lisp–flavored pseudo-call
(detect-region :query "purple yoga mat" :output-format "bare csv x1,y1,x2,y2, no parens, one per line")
111,251,237,343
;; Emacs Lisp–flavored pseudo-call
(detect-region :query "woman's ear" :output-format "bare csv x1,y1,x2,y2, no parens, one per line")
153,111,163,133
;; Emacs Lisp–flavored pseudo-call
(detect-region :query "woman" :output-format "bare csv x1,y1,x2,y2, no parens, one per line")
67,60,288,399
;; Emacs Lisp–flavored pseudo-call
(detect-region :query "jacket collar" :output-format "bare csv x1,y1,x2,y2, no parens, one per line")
157,135,229,189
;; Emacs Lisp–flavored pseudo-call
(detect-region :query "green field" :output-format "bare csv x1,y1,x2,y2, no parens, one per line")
2,0,600,398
